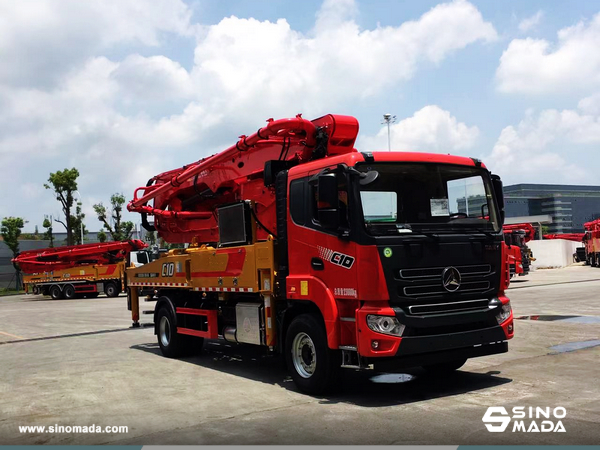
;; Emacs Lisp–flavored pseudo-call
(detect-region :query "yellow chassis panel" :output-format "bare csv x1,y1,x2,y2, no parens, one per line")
126,239,275,293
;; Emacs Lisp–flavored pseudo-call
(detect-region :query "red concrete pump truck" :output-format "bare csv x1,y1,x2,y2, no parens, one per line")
126,114,514,394
503,223,536,278
14,240,148,299
583,219,600,266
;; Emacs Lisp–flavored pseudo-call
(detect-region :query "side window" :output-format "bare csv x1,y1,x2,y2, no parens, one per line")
137,252,149,265
309,170,349,229
289,179,306,225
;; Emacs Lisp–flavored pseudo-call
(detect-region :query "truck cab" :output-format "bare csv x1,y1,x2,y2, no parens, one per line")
279,151,513,389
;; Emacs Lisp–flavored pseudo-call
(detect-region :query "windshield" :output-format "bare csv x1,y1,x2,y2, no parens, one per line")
357,163,500,234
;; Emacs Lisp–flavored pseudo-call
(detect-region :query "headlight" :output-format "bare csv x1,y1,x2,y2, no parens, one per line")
495,302,512,324
366,315,405,336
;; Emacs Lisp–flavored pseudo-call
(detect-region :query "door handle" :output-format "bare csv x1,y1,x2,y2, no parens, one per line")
311,257,324,270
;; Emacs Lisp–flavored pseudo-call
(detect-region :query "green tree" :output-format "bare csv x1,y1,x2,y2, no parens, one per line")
42,216,54,247
44,168,79,246
97,230,107,243
1,217,26,289
93,193,134,242
70,201,88,245
145,230,156,245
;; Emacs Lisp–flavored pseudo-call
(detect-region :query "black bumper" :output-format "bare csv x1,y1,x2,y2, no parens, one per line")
368,308,509,371
370,340,508,372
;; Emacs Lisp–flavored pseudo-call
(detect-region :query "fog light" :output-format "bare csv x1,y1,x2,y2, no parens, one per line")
495,302,512,324
372,340,379,349
508,323,514,333
366,315,405,336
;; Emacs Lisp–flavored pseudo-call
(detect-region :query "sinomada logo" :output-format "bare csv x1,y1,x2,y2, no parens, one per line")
482,406,566,432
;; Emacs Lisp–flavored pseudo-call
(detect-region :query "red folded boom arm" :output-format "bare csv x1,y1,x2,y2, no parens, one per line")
13,240,147,274
127,114,360,243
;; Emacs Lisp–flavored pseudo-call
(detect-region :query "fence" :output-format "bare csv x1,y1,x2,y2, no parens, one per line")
0,240,52,290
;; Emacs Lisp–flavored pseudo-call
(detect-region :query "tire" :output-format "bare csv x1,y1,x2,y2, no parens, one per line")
50,285,63,300
32,286,39,295
285,314,341,395
156,305,201,358
422,358,467,374
63,284,76,299
104,282,119,298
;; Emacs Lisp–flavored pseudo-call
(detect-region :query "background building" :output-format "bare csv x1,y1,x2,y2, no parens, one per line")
504,184,600,234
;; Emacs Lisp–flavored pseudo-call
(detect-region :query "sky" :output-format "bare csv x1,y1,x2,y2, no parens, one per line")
1,0,600,232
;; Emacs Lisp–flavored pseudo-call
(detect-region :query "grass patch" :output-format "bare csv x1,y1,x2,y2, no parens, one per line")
0,289,25,297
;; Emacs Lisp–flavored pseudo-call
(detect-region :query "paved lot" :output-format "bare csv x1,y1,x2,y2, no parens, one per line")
0,265,599,445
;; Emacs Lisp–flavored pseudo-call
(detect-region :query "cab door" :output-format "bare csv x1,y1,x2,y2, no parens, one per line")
287,169,359,302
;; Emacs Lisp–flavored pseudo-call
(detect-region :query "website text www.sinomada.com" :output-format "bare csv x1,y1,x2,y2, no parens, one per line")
19,424,128,434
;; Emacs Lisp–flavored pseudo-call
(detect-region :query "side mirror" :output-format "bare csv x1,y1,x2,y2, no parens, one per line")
491,174,505,225
317,173,339,230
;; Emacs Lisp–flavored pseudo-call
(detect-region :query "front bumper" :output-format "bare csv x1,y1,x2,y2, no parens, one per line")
355,297,513,366
370,341,508,372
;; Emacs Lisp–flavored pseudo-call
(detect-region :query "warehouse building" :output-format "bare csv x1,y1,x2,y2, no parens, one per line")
504,184,600,234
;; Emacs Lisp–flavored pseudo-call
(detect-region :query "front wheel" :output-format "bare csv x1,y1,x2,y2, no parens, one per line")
156,306,202,358
285,314,341,395
422,359,467,374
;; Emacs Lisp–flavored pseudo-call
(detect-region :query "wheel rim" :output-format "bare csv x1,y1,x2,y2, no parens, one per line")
292,332,317,378
159,315,171,347
107,285,114,296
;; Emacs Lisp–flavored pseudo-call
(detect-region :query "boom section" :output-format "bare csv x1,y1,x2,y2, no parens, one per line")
127,114,360,243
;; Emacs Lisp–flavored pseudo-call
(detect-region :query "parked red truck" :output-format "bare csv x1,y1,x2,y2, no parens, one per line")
13,240,148,299
583,219,600,266
125,114,514,394
503,223,535,278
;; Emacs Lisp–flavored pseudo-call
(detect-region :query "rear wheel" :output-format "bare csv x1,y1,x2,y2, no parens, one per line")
422,359,467,374
104,282,119,297
50,285,63,300
156,305,201,358
285,314,341,395
63,284,76,299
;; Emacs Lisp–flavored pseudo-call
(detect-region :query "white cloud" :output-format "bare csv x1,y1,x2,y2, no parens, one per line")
0,0,193,87
359,105,479,152
518,11,544,32
0,0,499,230
191,0,497,113
113,55,194,104
497,12,600,94
578,92,600,115
487,99,600,184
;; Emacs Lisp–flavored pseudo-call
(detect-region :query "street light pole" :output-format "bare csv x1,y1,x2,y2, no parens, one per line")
74,190,84,244
381,113,397,151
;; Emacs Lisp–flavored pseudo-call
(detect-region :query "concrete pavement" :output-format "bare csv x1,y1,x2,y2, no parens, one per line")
0,265,599,445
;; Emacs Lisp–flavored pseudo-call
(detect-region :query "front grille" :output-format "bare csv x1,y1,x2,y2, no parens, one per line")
398,264,491,280
396,264,492,298
403,281,490,297
408,299,490,315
